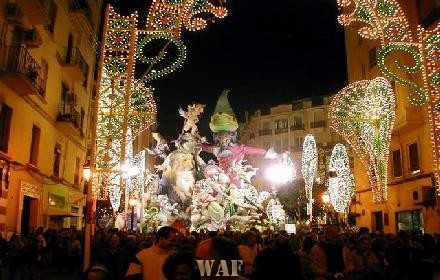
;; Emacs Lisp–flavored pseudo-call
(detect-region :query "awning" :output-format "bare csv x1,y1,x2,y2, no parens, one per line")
46,209,83,217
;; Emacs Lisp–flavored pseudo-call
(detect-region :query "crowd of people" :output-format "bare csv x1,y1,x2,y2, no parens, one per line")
1,225,440,280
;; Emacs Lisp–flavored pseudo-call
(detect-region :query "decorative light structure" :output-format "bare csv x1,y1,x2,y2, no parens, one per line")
93,1,229,201
302,134,317,221
266,197,286,226
336,0,440,193
328,144,355,213
329,77,396,202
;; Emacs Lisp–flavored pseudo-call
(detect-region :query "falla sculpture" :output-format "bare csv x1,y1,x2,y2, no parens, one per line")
145,89,287,231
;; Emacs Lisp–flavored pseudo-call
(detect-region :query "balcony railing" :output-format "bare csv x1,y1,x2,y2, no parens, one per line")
310,121,325,128
56,104,83,136
259,129,272,136
290,124,304,131
0,46,45,96
62,48,88,82
274,127,288,134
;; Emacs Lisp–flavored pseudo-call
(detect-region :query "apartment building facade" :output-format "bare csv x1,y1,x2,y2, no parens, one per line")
0,0,102,238
239,95,351,197
344,0,439,234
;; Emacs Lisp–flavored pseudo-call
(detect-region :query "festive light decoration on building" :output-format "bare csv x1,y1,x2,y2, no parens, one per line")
302,134,317,220
93,1,229,205
328,144,355,213
336,0,440,193
329,77,395,202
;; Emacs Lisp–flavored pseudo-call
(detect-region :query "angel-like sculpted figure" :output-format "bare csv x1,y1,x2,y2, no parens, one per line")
146,132,169,159
179,103,205,134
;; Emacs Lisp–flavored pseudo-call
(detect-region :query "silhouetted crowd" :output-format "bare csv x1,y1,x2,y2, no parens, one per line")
1,225,440,280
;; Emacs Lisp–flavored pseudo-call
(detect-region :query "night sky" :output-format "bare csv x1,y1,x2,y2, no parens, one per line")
105,0,348,140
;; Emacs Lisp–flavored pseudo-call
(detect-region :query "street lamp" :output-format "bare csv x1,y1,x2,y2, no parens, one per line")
83,159,94,271
128,198,138,231
83,161,91,181
321,192,331,224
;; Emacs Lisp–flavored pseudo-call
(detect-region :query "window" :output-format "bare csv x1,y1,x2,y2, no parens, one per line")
275,119,288,129
74,157,80,185
293,115,303,126
80,108,85,132
408,142,420,172
53,143,61,177
0,103,12,153
29,125,41,165
60,83,69,114
369,46,377,68
313,110,324,122
392,149,403,178
262,121,270,130
47,0,57,33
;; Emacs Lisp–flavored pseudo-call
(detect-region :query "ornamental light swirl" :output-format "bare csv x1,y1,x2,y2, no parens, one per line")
328,144,355,213
302,134,317,220
336,0,440,195
329,77,396,202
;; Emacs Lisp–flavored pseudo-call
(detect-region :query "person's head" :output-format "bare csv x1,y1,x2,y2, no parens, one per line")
357,236,372,252
108,233,120,249
302,236,316,253
84,264,111,280
358,227,370,237
195,237,242,279
276,231,290,247
156,226,179,250
325,225,340,243
242,231,256,246
163,252,196,280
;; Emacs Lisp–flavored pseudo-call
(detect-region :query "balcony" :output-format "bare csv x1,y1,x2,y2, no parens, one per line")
259,129,272,136
56,105,83,136
290,124,304,131
60,48,88,83
274,127,288,134
310,121,325,128
0,46,45,96
16,0,49,25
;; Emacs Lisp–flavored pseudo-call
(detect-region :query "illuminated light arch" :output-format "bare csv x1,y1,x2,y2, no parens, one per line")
329,77,396,202
328,144,355,213
336,0,440,193
302,134,317,220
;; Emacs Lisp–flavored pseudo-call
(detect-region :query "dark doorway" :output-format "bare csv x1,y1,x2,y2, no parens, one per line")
21,196,32,237
373,211,383,231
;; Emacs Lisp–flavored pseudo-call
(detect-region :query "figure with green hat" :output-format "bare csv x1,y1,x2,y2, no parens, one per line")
201,89,277,187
